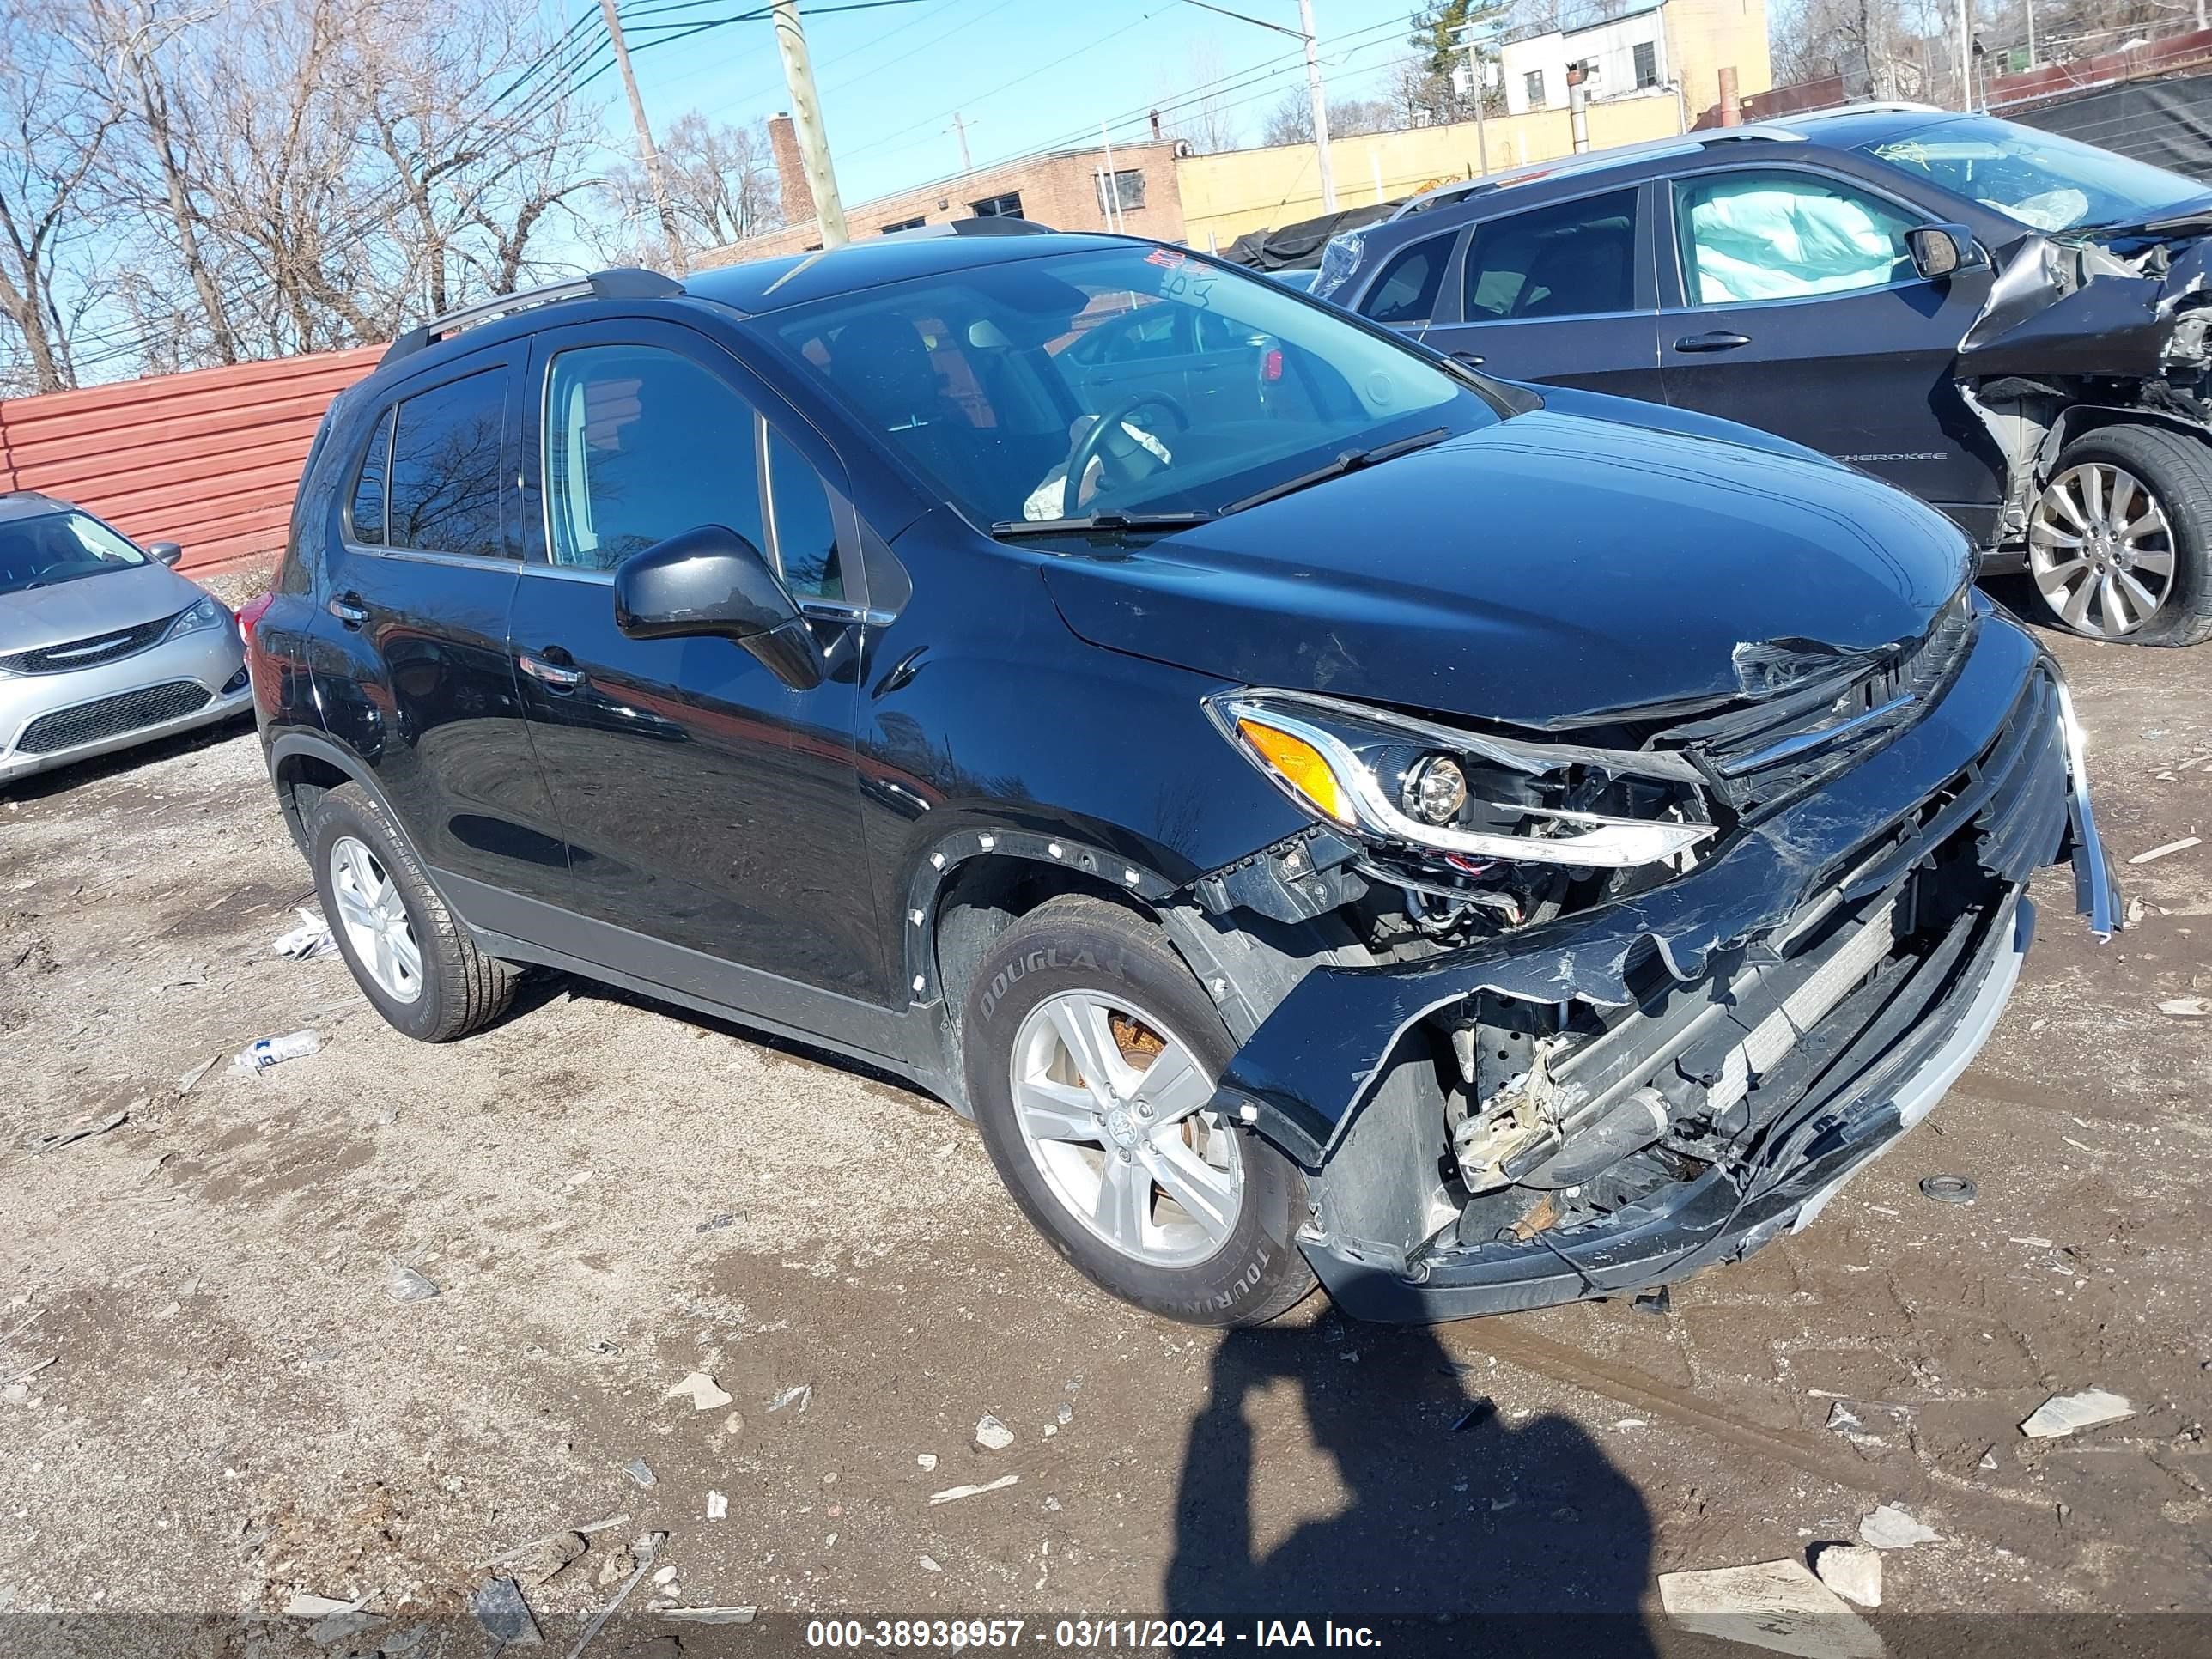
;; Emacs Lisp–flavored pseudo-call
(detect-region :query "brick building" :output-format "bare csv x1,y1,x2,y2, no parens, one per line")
697,122,1187,266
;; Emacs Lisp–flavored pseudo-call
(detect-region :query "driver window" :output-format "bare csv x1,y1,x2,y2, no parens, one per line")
542,343,767,573
1676,173,1922,306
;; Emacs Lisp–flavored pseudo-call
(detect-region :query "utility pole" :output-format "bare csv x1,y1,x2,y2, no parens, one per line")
1100,120,1123,230
1458,22,1490,175
1958,0,1974,111
771,0,850,247
2024,0,2037,70
599,0,688,274
948,111,973,174
1298,0,1338,210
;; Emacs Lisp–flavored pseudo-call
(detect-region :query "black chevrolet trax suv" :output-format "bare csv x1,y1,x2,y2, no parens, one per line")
253,225,2118,1327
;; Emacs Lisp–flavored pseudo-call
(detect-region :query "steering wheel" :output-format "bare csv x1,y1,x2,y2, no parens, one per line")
1062,392,1190,519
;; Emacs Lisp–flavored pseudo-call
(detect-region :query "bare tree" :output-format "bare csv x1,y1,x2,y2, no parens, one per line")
1154,37,1243,155
0,4,115,392
1261,90,1401,146
599,113,781,263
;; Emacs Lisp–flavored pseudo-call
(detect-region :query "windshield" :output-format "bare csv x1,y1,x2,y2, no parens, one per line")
1856,116,2209,233
0,510,149,596
764,245,1484,529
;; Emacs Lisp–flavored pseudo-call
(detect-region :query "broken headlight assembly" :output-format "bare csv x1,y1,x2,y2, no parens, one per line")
1206,690,1718,894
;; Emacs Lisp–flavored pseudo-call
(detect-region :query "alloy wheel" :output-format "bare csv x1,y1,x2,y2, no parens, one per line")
1007,991,1244,1267
329,835,424,1004
2027,461,2176,638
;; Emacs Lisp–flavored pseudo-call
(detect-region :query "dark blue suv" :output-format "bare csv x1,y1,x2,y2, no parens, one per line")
1317,105,2212,646
254,225,2117,1326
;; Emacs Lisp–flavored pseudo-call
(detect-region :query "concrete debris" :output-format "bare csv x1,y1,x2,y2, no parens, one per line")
916,1453,939,1472
1,1382,29,1406
470,1577,542,1648
2021,1387,2137,1439
769,1383,811,1413
513,1531,587,1589
2157,997,2209,1018
273,908,338,960
284,1592,364,1618
570,1530,663,1659
666,1371,733,1412
706,1490,728,1520
928,1474,1020,1505
1658,1558,1883,1659
662,1607,758,1623
974,1413,1014,1451
1810,1543,1882,1609
1858,1504,1938,1550
918,1555,943,1573
384,1261,439,1304
2128,836,2201,865
652,1566,678,1587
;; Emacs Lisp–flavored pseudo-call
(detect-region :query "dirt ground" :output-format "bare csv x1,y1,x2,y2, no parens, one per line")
0,588,2207,1658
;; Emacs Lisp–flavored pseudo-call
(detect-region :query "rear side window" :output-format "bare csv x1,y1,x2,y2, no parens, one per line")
388,368,511,559
543,343,766,574
348,410,392,545
1358,234,1454,325
1462,189,1640,320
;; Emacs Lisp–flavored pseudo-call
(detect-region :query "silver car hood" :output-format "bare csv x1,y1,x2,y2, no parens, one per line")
0,564,200,656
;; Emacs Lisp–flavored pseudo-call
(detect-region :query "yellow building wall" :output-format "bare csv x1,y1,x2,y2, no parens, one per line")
1176,99,1688,251
1663,0,1773,123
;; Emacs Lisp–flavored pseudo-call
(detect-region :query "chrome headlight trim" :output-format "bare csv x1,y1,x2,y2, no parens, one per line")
1210,692,1716,870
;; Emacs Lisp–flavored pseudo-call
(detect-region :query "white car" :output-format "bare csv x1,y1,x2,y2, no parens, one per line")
0,491,251,785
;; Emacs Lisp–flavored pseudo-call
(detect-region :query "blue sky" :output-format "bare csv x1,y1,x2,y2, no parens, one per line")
602,0,1432,204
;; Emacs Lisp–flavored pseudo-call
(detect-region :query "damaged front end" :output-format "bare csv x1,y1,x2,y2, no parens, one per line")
1959,220,2212,545
1182,597,2118,1322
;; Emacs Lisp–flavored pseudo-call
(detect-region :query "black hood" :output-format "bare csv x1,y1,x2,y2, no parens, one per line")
1041,394,1974,729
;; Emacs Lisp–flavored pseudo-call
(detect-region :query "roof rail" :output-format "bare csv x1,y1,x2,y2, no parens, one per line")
382,267,684,365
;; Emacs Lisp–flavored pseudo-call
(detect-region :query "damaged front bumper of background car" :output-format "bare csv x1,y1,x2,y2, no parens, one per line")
1176,599,2118,1322
1961,219,2212,552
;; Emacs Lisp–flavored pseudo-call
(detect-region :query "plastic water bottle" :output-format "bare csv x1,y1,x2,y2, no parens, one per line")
234,1030,322,1073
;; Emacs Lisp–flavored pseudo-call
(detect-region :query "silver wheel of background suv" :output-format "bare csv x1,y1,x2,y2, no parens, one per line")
1008,989,1244,1267
329,834,424,1004
2028,461,2176,638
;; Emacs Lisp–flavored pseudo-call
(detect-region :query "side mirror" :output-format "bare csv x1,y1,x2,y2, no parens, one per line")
148,541,185,567
1905,223,1984,282
613,523,823,691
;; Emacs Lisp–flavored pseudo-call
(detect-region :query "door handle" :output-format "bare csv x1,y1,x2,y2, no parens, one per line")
519,651,586,690
1674,330,1752,353
326,592,368,627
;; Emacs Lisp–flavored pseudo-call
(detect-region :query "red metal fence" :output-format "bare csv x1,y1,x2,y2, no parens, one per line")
0,345,383,575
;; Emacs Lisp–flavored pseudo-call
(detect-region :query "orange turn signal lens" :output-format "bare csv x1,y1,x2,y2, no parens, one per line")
1237,717,1353,825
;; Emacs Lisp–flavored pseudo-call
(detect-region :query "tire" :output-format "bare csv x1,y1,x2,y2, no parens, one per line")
305,782,517,1042
2026,422,2212,647
962,895,1317,1327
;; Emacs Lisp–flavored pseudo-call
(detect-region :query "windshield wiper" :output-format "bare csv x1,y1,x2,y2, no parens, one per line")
1220,426,1453,515
989,510,1215,539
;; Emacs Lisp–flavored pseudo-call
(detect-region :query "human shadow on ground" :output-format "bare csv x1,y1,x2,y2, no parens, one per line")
1164,1305,1657,1657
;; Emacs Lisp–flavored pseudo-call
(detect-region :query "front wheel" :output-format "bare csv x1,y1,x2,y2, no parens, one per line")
962,896,1317,1326
2026,423,2212,646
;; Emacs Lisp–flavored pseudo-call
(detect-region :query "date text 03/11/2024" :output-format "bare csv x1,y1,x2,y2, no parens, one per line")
801,1620,1383,1649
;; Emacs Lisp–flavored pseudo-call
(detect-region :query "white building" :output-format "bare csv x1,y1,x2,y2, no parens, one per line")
1498,0,1674,118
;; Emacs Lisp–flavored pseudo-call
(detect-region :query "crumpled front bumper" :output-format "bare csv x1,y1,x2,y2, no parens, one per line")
1201,610,2118,1322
